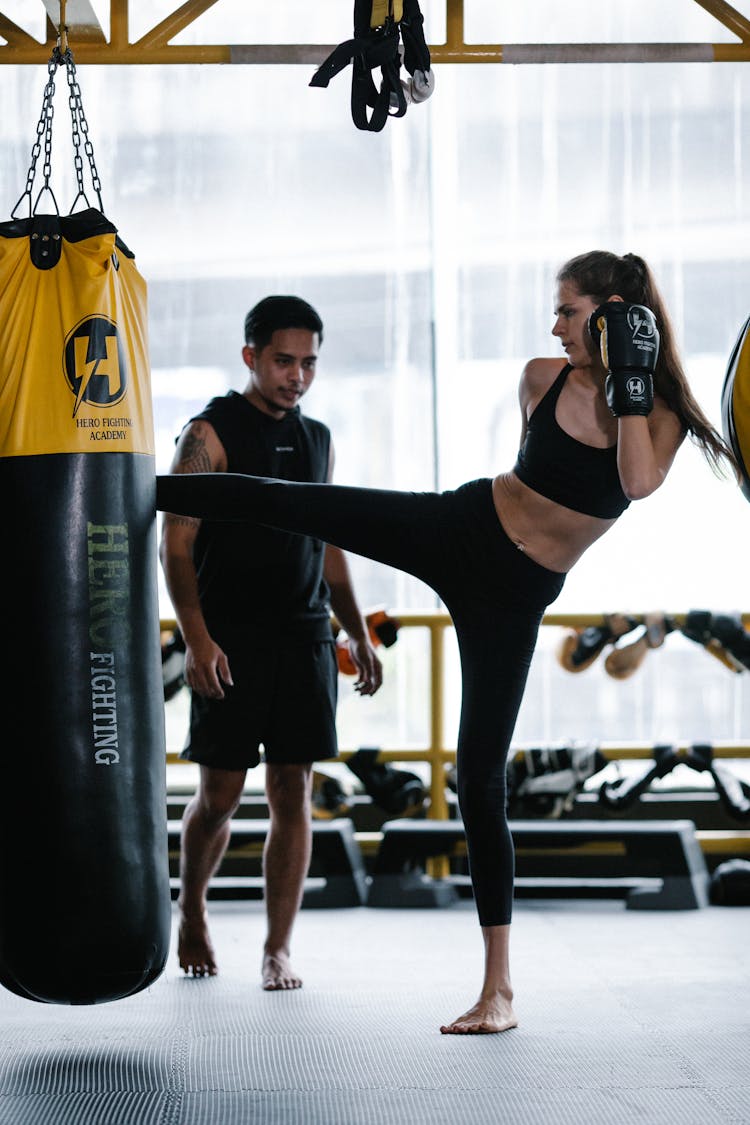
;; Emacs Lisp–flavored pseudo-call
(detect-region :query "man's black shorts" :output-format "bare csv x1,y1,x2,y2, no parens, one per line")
181,636,339,770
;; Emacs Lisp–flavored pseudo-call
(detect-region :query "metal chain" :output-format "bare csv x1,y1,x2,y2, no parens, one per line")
63,47,104,213
12,48,62,218
67,55,86,206
11,44,104,219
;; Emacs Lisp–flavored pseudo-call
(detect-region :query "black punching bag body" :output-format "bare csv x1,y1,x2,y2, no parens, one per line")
0,208,170,1004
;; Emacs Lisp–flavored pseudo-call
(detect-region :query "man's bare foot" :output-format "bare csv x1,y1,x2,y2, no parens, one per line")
177,911,218,977
440,994,518,1035
262,951,302,991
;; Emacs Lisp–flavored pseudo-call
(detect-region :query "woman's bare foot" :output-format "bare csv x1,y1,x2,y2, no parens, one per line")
262,950,302,991
440,993,518,1035
177,911,218,977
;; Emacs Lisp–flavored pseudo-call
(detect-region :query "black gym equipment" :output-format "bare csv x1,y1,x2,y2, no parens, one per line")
709,858,750,905
507,744,608,819
347,748,425,818
0,45,169,1004
599,742,750,825
311,771,353,821
310,0,433,132
684,744,750,824
557,613,639,672
599,744,680,812
681,609,750,673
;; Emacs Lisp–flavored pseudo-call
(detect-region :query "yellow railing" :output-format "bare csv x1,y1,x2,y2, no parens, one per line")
161,610,750,822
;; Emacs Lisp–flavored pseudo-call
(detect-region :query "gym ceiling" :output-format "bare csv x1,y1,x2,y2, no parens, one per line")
0,0,749,66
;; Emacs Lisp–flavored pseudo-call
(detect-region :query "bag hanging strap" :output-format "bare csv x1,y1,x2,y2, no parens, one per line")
309,0,434,133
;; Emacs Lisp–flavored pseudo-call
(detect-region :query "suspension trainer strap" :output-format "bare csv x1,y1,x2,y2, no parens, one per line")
310,0,433,133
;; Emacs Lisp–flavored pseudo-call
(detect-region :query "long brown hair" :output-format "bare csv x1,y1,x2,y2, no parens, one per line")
557,250,736,476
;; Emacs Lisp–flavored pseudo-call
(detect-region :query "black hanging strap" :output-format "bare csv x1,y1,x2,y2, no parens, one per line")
310,0,434,133
400,0,432,93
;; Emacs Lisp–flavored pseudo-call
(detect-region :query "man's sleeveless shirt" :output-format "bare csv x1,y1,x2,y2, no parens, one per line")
190,391,332,639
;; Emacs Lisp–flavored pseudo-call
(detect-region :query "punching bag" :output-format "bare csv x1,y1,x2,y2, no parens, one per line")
0,47,170,1004
721,312,750,503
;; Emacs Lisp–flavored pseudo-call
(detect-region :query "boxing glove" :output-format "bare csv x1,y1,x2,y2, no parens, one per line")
589,302,659,417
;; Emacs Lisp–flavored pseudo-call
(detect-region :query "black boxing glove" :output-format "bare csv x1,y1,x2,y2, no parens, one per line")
589,302,659,417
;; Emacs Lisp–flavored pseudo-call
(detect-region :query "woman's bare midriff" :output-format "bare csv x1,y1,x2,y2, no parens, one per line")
491,472,617,574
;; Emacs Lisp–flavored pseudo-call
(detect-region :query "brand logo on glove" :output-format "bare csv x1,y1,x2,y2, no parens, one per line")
626,376,647,399
64,315,128,417
627,307,657,341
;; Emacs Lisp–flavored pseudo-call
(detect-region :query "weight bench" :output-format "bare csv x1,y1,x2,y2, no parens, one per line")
167,817,367,907
368,818,709,910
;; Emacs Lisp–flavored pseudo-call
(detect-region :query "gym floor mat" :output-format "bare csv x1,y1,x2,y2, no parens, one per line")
0,899,747,1125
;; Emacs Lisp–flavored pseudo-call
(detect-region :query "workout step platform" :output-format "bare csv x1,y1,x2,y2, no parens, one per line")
368,818,710,911
167,793,271,821
166,792,413,833
572,790,748,831
166,818,367,908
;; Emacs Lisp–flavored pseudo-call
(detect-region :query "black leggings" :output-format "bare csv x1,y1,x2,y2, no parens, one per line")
157,474,565,926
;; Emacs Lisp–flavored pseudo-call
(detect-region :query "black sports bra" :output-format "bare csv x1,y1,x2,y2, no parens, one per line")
512,364,630,519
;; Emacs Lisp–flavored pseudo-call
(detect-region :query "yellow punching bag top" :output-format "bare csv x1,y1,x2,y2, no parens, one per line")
0,208,154,459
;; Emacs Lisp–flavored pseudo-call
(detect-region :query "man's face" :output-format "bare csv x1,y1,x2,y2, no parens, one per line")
242,327,319,416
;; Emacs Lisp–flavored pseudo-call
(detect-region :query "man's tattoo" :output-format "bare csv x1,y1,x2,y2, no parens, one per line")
165,426,211,528
179,429,213,472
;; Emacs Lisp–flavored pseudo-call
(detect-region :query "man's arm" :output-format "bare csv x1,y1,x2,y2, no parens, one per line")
324,440,383,696
159,420,233,699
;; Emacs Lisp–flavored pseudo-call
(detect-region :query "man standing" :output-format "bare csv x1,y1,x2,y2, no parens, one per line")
160,296,382,989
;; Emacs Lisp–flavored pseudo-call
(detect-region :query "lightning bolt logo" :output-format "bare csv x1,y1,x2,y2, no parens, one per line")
64,316,127,416
627,306,656,341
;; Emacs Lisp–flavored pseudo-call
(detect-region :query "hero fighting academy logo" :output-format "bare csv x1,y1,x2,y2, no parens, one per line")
626,306,659,400
63,315,127,417
626,375,647,399
627,305,657,345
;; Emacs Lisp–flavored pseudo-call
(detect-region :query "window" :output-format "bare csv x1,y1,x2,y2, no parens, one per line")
2,24,748,750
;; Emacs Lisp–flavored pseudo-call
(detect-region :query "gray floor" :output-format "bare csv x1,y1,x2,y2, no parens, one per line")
1,898,749,1125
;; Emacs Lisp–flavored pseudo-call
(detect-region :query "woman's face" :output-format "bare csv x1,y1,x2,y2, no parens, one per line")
551,280,601,368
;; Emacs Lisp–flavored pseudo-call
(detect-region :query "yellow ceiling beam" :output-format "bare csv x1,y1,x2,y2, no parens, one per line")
4,46,750,66
2,42,748,66
694,0,750,41
133,0,220,51
0,13,41,47
1,0,748,64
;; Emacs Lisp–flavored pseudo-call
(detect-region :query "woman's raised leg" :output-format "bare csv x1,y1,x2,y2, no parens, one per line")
157,473,444,588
